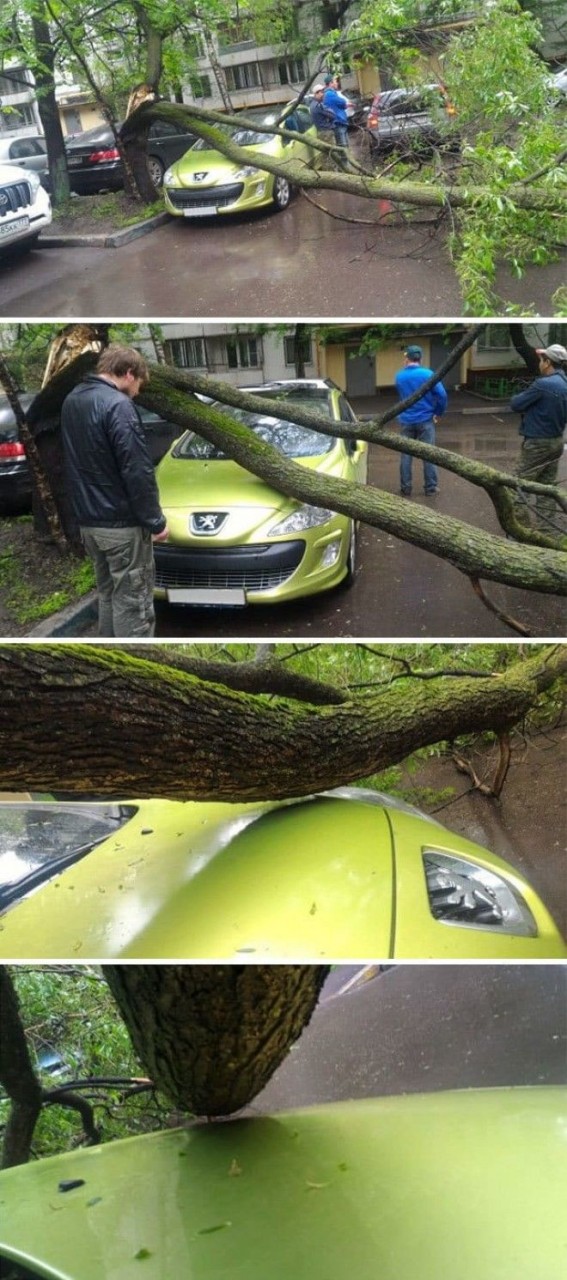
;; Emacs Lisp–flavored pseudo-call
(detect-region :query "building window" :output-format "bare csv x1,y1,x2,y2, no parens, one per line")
284,334,312,366
168,337,208,369
477,328,512,352
226,336,261,369
189,73,212,99
225,63,262,92
0,103,37,131
278,58,308,86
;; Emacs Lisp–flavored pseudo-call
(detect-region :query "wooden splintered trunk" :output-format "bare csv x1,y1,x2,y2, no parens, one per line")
104,966,329,1115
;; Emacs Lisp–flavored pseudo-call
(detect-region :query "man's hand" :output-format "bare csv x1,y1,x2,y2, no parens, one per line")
152,525,169,543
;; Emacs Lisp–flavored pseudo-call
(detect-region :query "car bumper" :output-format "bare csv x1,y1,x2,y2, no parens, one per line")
0,461,31,508
153,520,352,604
0,194,52,249
163,172,276,218
67,162,123,194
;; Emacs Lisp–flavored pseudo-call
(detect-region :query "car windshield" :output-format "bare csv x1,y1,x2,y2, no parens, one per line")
173,403,334,460
192,119,275,151
250,389,335,418
0,803,136,910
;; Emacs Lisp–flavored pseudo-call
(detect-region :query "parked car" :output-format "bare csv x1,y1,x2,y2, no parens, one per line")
64,119,198,194
153,378,366,606
0,788,564,960
162,103,316,219
0,396,179,513
366,84,457,154
0,393,35,511
0,162,51,254
0,134,49,189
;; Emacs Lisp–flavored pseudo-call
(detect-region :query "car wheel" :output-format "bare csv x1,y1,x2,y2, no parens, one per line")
147,155,165,188
272,175,291,210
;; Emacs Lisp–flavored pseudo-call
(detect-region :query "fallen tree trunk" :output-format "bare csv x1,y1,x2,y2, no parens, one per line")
104,965,329,1116
0,644,564,800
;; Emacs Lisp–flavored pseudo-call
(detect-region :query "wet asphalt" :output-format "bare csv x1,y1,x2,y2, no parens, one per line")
251,964,567,1113
0,192,565,319
150,405,567,639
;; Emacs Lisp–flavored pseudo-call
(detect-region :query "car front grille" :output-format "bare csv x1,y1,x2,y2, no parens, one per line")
154,542,304,593
166,183,245,209
0,181,32,215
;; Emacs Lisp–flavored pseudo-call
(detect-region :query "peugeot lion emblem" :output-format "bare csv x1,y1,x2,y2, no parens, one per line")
193,172,208,182
190,512,229,535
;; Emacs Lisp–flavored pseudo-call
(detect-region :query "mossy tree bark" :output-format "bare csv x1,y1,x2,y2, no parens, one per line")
0,644,564,800
104,965,329,1116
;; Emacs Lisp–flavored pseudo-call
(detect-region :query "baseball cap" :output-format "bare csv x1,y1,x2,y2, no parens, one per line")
536,343,567,364
323,74,334,85
312,84,326,93
405,345,422,360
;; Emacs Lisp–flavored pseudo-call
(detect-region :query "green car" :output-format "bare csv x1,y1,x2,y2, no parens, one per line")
0,789,564,959
162,103,316,218
1,1089,565,1279
153,380,368,607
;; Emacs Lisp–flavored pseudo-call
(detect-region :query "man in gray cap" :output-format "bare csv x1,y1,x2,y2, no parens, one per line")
509,343,567,531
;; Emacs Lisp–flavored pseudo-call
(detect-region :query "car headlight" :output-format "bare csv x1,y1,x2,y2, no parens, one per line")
163,166,181,186
422,850,538,936
234,165,261,178
26,170,41,197
269,505,335,535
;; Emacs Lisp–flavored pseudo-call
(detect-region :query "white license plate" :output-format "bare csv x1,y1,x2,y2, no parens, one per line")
0,216,30,239
167,588,246,606
183,205,218,217
67,157,84,167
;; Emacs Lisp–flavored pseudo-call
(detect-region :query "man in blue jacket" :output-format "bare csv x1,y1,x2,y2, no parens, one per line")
509,342,567,531
61,345,169,637
323,75,351,148
395,345,448,496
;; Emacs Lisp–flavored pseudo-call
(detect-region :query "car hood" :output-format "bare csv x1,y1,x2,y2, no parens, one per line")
0,162,34,183
157,447,342,511
175,139,276,179
1,1089,565,1280
0,795,395,959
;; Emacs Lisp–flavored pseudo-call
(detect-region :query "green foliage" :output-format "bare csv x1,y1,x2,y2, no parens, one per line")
1,967,173,1158
0,527,95,625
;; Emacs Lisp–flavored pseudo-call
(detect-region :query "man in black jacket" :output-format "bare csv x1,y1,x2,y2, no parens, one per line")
61,345,169,636
509,342,567,532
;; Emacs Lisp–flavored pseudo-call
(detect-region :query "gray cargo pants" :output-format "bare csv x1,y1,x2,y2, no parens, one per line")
513,437,564,531
81,525,156,637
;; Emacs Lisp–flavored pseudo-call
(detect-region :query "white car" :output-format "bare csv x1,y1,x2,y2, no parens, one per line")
0,161,52,253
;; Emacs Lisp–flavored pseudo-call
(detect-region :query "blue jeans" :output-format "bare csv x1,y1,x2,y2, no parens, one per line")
333,124,349,147
400,419,438,493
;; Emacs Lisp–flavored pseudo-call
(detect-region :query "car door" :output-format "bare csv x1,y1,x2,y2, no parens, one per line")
7,137,48,178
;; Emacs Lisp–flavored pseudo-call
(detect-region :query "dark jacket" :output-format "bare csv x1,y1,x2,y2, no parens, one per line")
61,375,166,532
510,372,567,438
310,99,335,131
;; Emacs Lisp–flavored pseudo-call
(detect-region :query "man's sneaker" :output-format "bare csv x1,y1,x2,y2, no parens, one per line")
425,488,439,496
400,489,412,496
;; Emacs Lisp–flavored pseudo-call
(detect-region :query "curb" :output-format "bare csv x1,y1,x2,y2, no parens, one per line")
29,592,98,637
40,210,170,249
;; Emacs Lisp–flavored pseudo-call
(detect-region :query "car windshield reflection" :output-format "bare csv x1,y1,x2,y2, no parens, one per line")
0,804,136,908
174,405,334,459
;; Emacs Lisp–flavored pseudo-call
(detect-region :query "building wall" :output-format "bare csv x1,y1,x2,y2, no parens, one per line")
146,324,317,386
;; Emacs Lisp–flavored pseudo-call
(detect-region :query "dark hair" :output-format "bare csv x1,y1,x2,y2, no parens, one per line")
96,345,149,385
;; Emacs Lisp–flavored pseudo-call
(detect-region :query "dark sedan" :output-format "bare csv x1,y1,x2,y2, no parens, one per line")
0,398,181,513
64,119,197,194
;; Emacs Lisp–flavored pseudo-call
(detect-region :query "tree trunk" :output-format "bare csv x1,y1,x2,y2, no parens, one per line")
31,10,71,207
0,644,564,800
508,324,540,377
0,353,69,551
0,968,43,1168
104,965,329,1115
